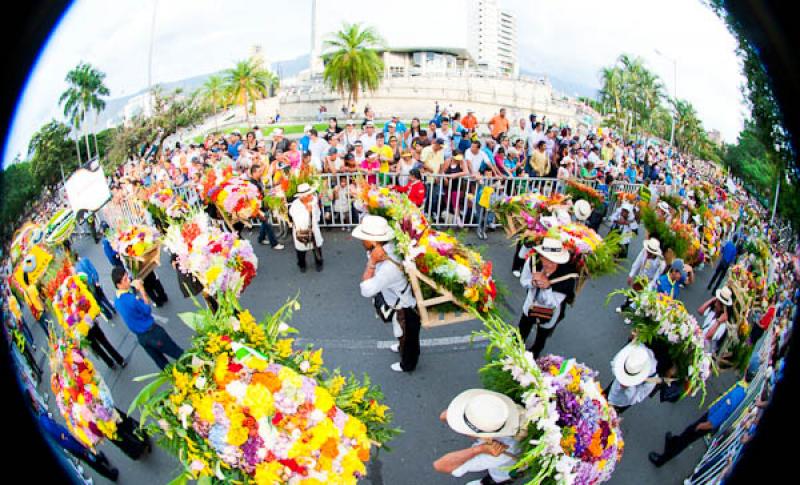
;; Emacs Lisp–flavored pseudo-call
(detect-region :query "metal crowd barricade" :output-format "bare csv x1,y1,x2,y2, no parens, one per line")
100,195,150,228
607,181,644,217
685,331,774,485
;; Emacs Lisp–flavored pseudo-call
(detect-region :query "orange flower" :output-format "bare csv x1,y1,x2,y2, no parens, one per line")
588,429,604,457
320,437,339,459
357,446,370,462
251,371,282,393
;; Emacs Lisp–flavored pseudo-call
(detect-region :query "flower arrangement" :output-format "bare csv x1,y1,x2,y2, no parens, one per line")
215,177,263,222
164,212,258,297
361,185,498,315
564,180,604,209
50,336,120,449
41,252,75,303
492,193,566,234
52,275,101,339
476,316,623,484
44,209,76,246
131,298,398,484
111,224,161,259
610,289,713,401
149,187,176,213
616,191,637,204
548,223,622,277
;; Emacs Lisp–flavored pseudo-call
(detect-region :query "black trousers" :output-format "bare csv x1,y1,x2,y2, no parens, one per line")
74,449,118,482
93,284,116,319
511,241,526,273
136,324,183,370
518,313,556,358
656,413,712,464
109,409,150,460
143,272,168,306
296,247,323,270
87,324,125,368
707,261,730,292
398,307,421,371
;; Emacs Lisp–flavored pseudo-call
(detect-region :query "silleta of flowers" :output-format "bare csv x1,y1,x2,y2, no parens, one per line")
203,166,263,222
477,316,623,485
52,274,101,339
132,298,398,484
164,212,258,297
111,224,161,259
50,336,120,449
362,185,497,314
613,289,713,400
564,180,604,209
492,192,566,235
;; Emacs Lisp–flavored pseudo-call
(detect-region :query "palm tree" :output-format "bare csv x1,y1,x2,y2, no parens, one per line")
59,62,110,161
200,74,227,130
322,23,385,108
224,60,276,123
599,66,624,130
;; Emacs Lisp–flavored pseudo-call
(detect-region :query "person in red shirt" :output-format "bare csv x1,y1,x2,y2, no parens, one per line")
488,108,510,141
751,298,776,344
461,108,478,132
394,168,426,207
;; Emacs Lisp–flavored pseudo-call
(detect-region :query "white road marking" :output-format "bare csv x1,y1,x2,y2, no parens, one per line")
295,334,488,350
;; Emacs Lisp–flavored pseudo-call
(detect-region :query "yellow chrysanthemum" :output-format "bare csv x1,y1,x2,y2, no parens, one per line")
309,349,324,367
254,461,283,484
205,266,222,285
351,387,367,404
227,423,249,447
343,416,367,440
245,355,268,372
314,386,335,413
341,449,367,477
173,368,191,391
328,376,346,396
214,353,230,385
243,383,274,420
275,338,294,358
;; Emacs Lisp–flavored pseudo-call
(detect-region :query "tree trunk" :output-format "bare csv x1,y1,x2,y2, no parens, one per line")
92,110,99,159
243,87,250,123
74,135,82,165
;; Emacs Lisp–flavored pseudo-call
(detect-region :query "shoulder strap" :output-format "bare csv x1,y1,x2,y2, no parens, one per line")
549,273,579,284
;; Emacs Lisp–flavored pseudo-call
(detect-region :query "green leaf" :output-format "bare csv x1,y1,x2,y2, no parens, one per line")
132,372,162,383
178,311,204,331
166,471,190,485
128,374,169,415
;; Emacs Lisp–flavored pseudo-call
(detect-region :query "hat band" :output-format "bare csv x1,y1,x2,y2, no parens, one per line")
463,413,504,434
541,246,563,254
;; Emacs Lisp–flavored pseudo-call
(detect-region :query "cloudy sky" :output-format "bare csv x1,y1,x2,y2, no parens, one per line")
3,0,746,166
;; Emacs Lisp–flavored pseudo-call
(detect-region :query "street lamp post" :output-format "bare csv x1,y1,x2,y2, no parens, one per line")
655,49,677,148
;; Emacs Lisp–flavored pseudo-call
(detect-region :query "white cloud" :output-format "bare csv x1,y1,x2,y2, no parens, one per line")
3,0,746,166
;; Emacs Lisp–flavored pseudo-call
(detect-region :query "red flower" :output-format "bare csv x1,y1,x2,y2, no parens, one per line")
220,335,231,343
487,280,497,300
228,362,243,373
272,412,283,426
279,459,307,476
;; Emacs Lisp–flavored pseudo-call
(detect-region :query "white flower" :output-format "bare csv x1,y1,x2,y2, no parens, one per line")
278,322,290,333
178,404,194,428
195,376,207,390
299,361,311,373
225,380,247,402
555,455,579,484
454,264,472,283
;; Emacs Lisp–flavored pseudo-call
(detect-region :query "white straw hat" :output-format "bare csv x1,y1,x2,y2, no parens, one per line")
446,389,521,438
657,201,671,213
716,286,733,306
643,238,662,256
613,343,655,387
573,200,592,221
621,202,634,213
534,237,570,264
351,215,395,242
294,183,316,197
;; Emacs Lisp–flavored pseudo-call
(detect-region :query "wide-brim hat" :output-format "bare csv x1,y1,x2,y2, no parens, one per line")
573,200,592,221
351,215,395,242
446,389,521,438
295,183,316,197
657,201,671,212
535,237,570,264
644,238,662,256
716,287,733,306
621,202,634,213
613,343,655,387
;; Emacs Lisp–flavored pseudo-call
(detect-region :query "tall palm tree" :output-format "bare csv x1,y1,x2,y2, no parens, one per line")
599,66,624,130
322,23,385,108
224,60,276,122
59,62,110,161
200,74,227,130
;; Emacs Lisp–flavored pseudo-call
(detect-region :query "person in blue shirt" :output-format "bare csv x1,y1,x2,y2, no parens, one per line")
707,236,739,293
75,255,116,319
227,131,243,160
35,400,120,481
299,125,312,153
651,259,685,299
649,378,750,466
100,222,124,269
112,267,183,370
624,164,637,184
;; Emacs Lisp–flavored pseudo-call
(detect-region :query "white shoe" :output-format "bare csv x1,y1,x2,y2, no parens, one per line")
392,319,404,338
273,243,285,250
512,270,521,278
615,307,622,314
390,343,400,353
390,362,404,372
624,318,632,325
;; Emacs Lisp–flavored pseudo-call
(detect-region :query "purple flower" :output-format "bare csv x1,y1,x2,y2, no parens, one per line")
241,434,264,466
555,388,581,427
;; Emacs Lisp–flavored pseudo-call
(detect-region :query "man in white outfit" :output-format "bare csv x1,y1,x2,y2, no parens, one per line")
604,342,659,414
289,183,324,273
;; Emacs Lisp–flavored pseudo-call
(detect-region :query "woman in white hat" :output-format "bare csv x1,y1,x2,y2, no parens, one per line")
352,215,419,372
610,202,638,258
616,238,666,314
604,342,658,413
697,286,733,354
434,389,523,485
289,183,324,272
518,237,578,357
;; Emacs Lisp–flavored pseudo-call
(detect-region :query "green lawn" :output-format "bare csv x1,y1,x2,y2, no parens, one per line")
190,121,386,144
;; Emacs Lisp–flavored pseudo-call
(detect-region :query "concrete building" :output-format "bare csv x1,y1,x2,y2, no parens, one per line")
498,9,518,77
123,92,154,123
707,129,723,146
468,0,518,77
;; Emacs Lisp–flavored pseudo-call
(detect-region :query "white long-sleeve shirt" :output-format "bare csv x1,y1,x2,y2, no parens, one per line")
520,257,566,329
359,243,416,309
628,248,666,283
608,346,658,407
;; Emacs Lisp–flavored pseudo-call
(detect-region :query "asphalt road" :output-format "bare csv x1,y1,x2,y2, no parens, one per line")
29,225,737,485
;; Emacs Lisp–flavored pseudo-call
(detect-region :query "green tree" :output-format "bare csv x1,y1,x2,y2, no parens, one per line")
58,62,110,161
322,22,385,108
27,120,79,186
0,160,42,237
199,74,227,129
224,60,277,122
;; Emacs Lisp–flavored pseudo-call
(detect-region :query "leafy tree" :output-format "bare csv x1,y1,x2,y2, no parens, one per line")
322,23,385,107
0,160,42,237
27,120,79,186
58,62,110,161
199,74,227,129
224,60,277,122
